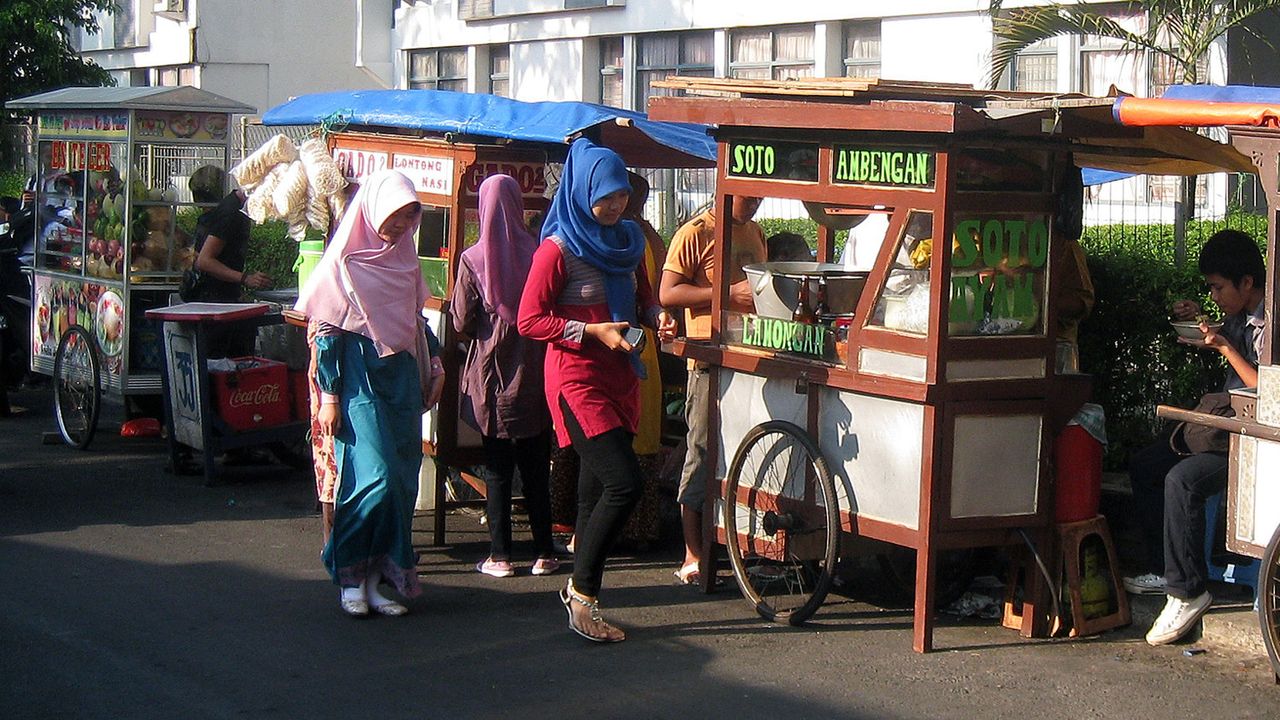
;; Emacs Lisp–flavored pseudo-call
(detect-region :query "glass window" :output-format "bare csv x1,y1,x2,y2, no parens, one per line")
947,213,1048,337
730,26,814,81
869,211,934,336
409,48,468,91
489,45,510,97
1012,38,1056,92
635,32,714,108
843,21,881,79
599,37,625,108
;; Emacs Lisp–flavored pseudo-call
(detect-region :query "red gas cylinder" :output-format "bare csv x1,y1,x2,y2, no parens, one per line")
1055,424,1103,523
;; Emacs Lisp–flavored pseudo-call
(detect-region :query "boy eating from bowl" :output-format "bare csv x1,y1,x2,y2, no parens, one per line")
1125,228,1266,646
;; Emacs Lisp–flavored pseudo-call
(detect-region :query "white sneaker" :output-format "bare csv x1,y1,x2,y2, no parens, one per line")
1122,573,1167,595
1145,592,1212,646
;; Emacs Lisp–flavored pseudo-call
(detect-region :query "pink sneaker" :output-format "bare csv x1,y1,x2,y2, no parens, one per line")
531,557,561,576
476,558,515,578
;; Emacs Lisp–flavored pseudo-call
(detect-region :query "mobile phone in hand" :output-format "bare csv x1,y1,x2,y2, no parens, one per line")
623,325,646,353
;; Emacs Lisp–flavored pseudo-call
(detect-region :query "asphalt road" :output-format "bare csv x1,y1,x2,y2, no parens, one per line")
2,386,1277,720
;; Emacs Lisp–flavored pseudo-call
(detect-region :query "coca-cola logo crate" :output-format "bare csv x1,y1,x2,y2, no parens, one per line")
210,356,291,432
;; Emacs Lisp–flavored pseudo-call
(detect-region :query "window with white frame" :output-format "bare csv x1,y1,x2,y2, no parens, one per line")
600,37,625,108
730,26,814,81
842,21,881,79
155,66,196,87
409,48,468,91
79,1,138,50
1078,7,1145,96
1012,39,1057,93
489,45,510,97
635,32,714,108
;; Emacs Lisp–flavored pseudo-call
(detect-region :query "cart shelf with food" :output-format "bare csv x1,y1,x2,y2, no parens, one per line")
648,76,1259,652
260,89,716,543
9,87,254,449
1111,84,1280,681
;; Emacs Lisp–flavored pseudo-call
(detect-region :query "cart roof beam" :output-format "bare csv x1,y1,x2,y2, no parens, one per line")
8,86,255,115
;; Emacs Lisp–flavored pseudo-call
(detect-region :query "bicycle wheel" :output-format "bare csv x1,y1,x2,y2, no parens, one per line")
723,420,839,625
53,325,101,450
1258,524,1280,680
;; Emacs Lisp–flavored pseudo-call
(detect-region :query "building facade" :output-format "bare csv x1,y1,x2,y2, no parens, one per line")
73,0,383,115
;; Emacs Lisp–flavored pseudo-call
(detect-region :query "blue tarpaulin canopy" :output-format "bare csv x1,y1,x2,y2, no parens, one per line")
261,89,716,168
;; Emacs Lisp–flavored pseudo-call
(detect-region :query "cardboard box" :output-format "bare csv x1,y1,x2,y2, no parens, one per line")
211,357,290,432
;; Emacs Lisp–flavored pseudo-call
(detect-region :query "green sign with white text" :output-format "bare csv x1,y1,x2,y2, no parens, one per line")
833,146,934,188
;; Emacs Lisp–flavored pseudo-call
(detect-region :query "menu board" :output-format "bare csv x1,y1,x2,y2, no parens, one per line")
38,112,129,140
833,146,935,188
725,140,819,182
134,111,231,141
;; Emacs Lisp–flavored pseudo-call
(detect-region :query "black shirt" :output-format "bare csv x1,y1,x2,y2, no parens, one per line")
192,192,252,302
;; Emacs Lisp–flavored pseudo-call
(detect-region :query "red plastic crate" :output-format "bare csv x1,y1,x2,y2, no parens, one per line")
288,369,310,422
210,357,290,432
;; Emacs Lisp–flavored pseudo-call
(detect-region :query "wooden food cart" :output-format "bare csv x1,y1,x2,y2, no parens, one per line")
9,87,254,448
649,77,1258,652
261,89,715,544
1111,85,1280,679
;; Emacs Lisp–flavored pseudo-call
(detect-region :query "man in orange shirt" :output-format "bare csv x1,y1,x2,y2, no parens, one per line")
659,195,764,585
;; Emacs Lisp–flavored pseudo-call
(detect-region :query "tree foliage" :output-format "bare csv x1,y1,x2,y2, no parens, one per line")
1,1,119,114
987,1,1280,88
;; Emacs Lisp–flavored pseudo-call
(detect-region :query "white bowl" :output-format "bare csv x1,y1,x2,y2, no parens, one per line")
1171,320,1223,340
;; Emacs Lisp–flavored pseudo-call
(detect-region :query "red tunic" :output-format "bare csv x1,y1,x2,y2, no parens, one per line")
517,235,659,447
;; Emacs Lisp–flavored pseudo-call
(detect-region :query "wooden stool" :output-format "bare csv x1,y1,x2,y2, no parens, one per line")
1003,515,1131,637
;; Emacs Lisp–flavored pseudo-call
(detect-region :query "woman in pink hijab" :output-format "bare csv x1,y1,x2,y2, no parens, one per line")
296,169,443,618
452,174,556,578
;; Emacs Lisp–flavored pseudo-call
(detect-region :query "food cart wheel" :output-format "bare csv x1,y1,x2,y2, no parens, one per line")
1257,524,1280,680
52,325,101,450
723,420,838,626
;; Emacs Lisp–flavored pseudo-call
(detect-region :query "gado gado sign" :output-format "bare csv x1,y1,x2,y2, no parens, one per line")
461,162,547,199
392,154,454,195
333,147,389,182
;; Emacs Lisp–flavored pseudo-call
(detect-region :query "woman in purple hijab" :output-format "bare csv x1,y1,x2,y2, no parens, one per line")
452,174,557,578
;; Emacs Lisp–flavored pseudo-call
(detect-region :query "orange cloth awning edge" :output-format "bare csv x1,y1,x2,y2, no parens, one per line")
1114,97,1280,128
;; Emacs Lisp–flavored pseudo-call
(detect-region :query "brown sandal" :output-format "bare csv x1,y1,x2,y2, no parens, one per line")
559,583,625,643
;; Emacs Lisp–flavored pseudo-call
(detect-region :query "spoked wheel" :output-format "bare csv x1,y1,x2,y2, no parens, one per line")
52,325,102,450
1257,525,1280,681
723,420,839,625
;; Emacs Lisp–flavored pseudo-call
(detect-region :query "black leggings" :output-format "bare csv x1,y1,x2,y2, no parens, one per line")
479,433,554,560
559,397,642,597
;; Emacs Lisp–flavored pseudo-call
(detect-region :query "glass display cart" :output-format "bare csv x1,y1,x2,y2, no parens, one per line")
9,87,254,448
649,76,1258,653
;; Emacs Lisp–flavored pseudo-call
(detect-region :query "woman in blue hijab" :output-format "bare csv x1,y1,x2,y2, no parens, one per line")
518,138,676,642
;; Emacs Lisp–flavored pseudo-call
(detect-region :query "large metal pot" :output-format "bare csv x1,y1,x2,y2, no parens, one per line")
742,262,869,320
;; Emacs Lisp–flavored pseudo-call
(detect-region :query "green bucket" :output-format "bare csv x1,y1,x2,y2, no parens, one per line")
293,240,326,289
420,256,448,298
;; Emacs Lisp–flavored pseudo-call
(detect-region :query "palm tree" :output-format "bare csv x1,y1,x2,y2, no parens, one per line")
987,1,1280,263
988,1,1280,90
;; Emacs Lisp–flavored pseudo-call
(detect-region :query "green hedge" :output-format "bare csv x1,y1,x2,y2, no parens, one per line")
174,208,308,289
1079,213,1268,467
1,170,24,198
